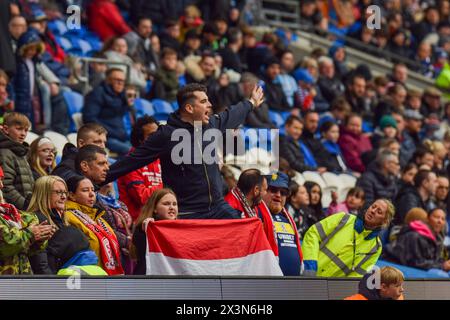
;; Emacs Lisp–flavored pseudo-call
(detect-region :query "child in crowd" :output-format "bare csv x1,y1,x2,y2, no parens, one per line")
320,121,348,173
327,187,365,216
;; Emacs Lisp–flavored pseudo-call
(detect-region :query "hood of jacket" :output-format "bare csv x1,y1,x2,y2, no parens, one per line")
408,220,437,242
357,273,382,300
0,131,29,157
17,27,45,57
65,200,105,221
60,142,78,162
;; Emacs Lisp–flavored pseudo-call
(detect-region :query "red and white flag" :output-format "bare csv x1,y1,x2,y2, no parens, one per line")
145,217,283,276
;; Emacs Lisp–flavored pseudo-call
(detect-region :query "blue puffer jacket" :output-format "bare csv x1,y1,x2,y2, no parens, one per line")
13,29,44,124
82,82,129,141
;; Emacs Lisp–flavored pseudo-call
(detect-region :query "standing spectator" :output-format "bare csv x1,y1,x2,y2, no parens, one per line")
0,113,34,210
125,17,159,76
0,166,53,275
133,188,178,275
104,83,265,219
224,169,267,218
149,48,180,102
218,28,243,73
261,57,291,112
394,170,438,226
327,187,365,216
302,199,395,277
259,172,303,276
87,0,131,41
118,116,163,221
356,150,399,206
338,113,373,173
317,56,345,104
320,121,348,173
83,68,132,156
280,115,324,173
27,137,56,180
65,175,123,275
286,181,315,237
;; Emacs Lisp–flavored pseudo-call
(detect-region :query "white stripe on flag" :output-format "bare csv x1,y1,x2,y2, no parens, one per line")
146,250,283,276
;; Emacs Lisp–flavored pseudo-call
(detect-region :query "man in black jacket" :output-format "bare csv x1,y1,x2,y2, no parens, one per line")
104,83,265,219
262,57,291,112
393,169,438,226
356,150,399,206
317,56,345,104
280,115,324,173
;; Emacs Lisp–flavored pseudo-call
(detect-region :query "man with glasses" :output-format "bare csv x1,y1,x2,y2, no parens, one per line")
256,172,303,276
83,68,133,156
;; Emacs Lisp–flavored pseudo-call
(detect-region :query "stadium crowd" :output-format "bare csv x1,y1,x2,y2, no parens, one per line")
1,0,450,287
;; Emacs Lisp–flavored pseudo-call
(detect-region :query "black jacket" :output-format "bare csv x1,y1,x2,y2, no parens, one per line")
300,130,334,170
317,76,345,104
0,0,15,77
393,184,426,226
383,221,444,270
30,209,90,274
264,77,291,112
132,226,146,275
51,143,79,181
280,134,316,173
105,100,254,215
356,162,398,206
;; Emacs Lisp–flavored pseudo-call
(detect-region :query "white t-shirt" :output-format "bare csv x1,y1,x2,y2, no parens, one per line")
25,59,35,95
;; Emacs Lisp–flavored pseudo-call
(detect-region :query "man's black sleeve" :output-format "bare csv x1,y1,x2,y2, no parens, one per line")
210,100,253,132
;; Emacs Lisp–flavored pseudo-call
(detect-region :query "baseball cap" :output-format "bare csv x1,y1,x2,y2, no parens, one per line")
265,172,289,190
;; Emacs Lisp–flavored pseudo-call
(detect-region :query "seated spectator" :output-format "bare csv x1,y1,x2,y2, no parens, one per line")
374,84,407,127
181,29,202,59
118,116,163,221
27,175,99,274
399,163,418,191
302,199,395,277
293,68,315,112
213,16,230,50
371,115,398,149
386,29,414,61
300,0,327,30
400,109,423,165
241,73,276,129
338,113,373,173
320,121,348,173
276,50,298,108
65,175,123,275
414,42,434,78
52,124,107,181
280,115,323,173
200,22,221,52
178,5,204,42
261,57,291,112
384,208,450,274
389,62,409,87
149,48,180,102
218,28,243,74
412,147,435,170
286,181,315,237
0,165,53,275
304,181,325,220
83,68,132,156
344,74,368,115
225,169,267,218
133,188,178,275
327,187,365,216
319,96,351,127
345,266,405,300
259,172,302,276
103,37,147,90
27,137,56,180
421,87,442,118
159,20,182,52
423,140,447,171
184,51,219,89
301,110,337,171
329,43,348,79
406,89,422,112
411,6,440,44
0,69,13,119
394,170,438,227
87,0,131,41
124,17,159,76
0,113,34,210
356,150,399,206
435,175,449,211
317,56,345,105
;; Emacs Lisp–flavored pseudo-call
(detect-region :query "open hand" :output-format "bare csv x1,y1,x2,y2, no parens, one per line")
142,218,155,231
249,85,265,109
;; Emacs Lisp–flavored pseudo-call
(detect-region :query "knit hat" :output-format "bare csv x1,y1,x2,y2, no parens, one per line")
379,115,397,130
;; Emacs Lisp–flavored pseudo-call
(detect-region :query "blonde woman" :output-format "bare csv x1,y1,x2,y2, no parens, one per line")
27,137,56,180
133,188,178,275
27,175,95,274
424,139,447,170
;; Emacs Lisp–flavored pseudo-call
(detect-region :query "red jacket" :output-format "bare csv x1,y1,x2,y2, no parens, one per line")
338,128,373,173
87,0,131,41
224,191,245,213
117,158,163,221
44,30,65,64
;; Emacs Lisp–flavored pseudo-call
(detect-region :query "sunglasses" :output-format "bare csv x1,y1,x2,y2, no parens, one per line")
268,186,289,197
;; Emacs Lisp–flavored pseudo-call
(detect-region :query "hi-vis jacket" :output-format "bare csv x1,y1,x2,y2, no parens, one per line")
302,212,382,277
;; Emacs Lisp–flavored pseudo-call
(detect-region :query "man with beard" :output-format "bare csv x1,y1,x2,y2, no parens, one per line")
224,169,268,218
257,172,303,276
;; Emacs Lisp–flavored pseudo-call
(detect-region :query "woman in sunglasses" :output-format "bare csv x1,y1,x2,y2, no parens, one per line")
27,175,99,274
27,136,56,180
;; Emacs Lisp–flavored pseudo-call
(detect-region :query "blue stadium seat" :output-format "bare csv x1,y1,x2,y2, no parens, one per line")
376,260,449,279
67,47,83,56
179,75,187,87
63,91,84,132
362,120,374,133
123,113,133,136
55,36,72,51
77,39,93,55
134,98,155,117
268,110,284,127
171,101,179,111
153,113,170,121
47,19,67,35
152,99,174,114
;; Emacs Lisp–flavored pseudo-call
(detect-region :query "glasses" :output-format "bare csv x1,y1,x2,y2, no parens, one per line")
39,148,57,155
438,186,449,190
111,78,126,84
52,190,68,197
268,186,289,197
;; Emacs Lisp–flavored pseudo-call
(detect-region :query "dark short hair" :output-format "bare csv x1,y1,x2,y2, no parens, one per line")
176,83,207,110
161,47,178,59
285,115,302,127
106,68,124,78
67,174,89,193
237,169,264,195
75,145,107,172
130,115,159,148
77,123,108,143
227,27,242,45
320,120,338,134
414,169,432,188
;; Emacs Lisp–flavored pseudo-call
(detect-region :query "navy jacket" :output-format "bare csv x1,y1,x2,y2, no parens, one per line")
105,100,253,215
83,82,129,141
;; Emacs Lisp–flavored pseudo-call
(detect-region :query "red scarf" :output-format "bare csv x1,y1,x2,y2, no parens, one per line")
71,210,124,275
0,203,23,228
230,187,257,218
